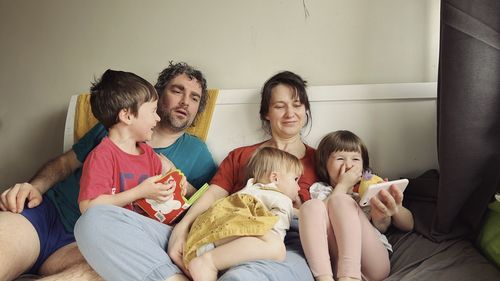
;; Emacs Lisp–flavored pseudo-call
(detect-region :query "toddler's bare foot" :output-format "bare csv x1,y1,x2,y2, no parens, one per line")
188,254,217,281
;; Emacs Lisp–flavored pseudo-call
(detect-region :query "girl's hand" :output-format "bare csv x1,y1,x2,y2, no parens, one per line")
137,175,174,202
370,184,403,232
334,164,362,194
373,184,414,231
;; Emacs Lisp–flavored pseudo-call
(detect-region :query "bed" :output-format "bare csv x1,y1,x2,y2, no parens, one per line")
64,82,499,280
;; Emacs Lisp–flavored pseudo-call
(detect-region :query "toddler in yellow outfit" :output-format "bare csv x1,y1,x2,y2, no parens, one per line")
184,147,303,280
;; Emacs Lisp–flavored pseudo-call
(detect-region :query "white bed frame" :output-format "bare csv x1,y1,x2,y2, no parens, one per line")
65,82,438,180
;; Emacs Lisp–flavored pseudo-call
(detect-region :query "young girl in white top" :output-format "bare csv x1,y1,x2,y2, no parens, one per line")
299,130,414,281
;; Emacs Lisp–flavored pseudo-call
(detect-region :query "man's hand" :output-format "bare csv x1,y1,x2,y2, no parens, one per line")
0,150,82,213
0,183,43,213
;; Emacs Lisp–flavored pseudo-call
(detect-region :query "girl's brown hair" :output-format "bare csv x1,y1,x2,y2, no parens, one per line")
315,130,370,183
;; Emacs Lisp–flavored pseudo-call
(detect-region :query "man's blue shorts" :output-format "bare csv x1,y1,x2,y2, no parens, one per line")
20,195,75,274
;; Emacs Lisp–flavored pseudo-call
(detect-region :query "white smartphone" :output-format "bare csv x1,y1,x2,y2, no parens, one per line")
358,179,409,207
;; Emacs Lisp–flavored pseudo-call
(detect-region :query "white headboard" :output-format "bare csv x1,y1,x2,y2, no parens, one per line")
64,82,438,180
205,82,438,179
63,94,79,152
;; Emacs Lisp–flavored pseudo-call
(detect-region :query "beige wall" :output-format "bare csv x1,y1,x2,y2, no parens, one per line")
0,0,439,189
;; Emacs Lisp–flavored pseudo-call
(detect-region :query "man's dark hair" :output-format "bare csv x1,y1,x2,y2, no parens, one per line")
154,62,208,124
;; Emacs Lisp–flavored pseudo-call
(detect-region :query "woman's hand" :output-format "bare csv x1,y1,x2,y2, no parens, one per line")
167,222,190,275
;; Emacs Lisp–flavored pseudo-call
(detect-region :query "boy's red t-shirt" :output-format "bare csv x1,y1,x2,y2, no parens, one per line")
210,141,318,202
79,137,162,210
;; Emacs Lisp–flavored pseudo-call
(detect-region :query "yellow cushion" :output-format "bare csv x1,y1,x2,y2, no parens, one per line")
74,94,98,142
187,89,219,141
73,89,219,142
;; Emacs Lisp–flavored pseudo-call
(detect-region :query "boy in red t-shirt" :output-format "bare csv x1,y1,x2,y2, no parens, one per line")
79,69,180,213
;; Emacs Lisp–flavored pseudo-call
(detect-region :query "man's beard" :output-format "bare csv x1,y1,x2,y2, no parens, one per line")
158,108,192,132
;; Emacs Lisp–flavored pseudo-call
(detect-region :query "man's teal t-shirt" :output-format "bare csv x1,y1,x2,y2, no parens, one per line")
45,123,217,233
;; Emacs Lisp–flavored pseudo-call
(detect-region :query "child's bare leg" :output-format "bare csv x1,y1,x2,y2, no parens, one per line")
314,276,358,281
338,277,359,281
213,235,237,246
189,232,285,281
315,275,335,281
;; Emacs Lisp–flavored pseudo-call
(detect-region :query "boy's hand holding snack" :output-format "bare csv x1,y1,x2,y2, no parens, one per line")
157,153,188,196
137,174,174,203
135,170,209,225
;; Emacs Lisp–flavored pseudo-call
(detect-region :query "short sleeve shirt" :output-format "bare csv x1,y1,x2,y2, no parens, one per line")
46,123,217,232
78,137,162,211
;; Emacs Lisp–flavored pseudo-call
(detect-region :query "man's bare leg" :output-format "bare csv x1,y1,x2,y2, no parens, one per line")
39,242,189,281
38,242,101,281
37,263,100,281
39,266,187,281
37,262,99,281
0,212,40,281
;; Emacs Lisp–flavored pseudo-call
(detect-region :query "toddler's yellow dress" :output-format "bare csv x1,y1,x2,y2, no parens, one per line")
183,179,293,267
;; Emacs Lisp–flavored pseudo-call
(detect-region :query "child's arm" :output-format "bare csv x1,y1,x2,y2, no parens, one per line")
370,185,414,233
392,206,414,231
157,153,196,197
79,174,173,213
157,153,175,174
268,201,294,239
387,183,414,231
